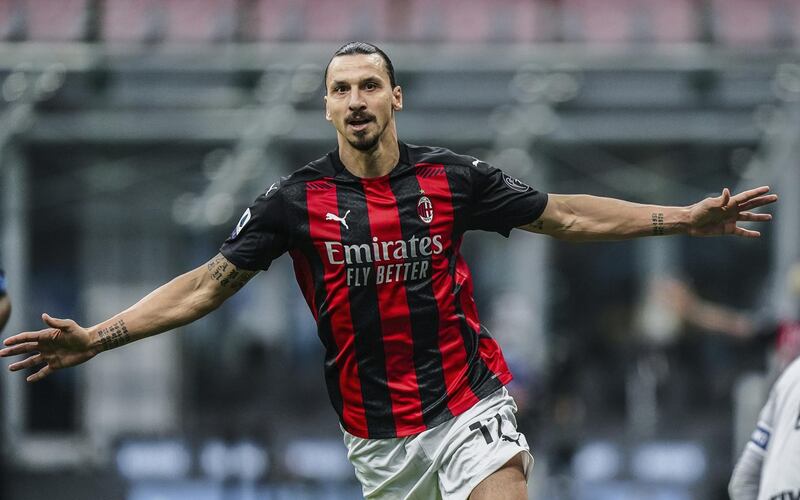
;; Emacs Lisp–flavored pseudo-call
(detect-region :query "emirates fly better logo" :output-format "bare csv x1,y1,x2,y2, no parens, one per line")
417,191,434,223
322,192,442,287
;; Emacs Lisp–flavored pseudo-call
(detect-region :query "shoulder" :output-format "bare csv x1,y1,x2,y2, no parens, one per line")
265,152,337,198
285,153,336,185
775,357,800,393
405,143,482,171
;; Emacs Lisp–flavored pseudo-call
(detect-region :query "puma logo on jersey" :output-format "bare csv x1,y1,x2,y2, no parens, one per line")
472,159,480,167
326,210,350,230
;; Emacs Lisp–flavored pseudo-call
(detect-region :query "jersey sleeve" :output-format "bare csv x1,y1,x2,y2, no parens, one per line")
219,180,290,271
728,444,763,500
466,160,548,237
747,385,777,456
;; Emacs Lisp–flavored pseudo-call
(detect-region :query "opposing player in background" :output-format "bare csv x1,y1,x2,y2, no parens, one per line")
1,42,777,499
0,269,10,333
729,356,800,500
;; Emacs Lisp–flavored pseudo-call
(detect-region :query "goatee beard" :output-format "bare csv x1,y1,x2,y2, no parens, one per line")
348,133,380,152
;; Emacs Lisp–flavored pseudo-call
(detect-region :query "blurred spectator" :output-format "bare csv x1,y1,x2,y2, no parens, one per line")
648,261,800,371
0,269,10,333
772,262,800,370
638,276,754,344
629,273,768,436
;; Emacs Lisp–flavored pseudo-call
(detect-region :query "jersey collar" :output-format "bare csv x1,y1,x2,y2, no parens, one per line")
329,142,412,182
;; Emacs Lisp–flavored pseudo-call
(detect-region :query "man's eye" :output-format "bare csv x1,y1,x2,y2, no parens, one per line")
334,86,347,93
364,82,377,90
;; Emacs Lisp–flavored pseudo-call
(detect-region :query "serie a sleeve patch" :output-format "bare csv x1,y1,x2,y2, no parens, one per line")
749,423,771,452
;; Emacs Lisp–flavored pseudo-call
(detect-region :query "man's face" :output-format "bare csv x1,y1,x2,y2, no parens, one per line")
324,53,402,152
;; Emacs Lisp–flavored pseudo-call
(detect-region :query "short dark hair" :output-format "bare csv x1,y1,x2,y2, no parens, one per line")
324,41,397,90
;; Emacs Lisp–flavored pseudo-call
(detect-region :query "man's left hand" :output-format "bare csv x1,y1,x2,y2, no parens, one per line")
688,186,777,238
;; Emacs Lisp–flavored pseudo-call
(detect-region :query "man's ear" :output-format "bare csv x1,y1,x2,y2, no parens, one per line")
324,95,331,121
392,86,403,111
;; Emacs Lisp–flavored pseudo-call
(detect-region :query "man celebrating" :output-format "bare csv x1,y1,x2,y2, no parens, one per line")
1,42,777,499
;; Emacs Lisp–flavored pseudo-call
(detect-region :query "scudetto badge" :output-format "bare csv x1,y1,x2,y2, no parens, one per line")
503,173,530,193
417,195,434,223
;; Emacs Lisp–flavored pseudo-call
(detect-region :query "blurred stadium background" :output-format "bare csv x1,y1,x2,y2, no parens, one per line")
0,0,799,498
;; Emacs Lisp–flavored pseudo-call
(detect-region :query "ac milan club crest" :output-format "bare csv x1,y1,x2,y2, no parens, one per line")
417,195,434,223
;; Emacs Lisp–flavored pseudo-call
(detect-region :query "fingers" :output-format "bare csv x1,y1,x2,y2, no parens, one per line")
733,226,761,238
719,188,731,208
42,313,72,330
9,353,42,372
731,186,777,204
737,211,772,222
27,364,53,383
0,341,39,357
737,194,779,212
732,185,769,199
3,328,55,346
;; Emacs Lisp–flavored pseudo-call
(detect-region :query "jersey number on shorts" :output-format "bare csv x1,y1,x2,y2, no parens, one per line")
469,414,520,446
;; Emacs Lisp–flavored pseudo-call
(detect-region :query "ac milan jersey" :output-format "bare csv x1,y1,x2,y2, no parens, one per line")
220,143,548,439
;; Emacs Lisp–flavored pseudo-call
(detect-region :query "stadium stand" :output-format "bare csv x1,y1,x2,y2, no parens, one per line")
21,0,88,41
0,0,796,46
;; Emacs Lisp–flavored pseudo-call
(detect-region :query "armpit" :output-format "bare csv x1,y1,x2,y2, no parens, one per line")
519,218,547,234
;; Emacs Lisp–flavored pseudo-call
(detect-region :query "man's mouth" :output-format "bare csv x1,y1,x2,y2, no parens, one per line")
347,115,374,132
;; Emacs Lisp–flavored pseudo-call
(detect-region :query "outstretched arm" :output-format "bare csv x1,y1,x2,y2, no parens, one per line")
521,186,777,241
0,253,256,382
729,444,763,500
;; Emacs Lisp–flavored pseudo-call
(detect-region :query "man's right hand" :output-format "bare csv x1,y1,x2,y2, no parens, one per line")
0,313,96,382
0,254,256,383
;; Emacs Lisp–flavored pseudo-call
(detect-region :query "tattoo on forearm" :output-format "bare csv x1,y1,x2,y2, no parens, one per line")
651,212,665,236
207,254,255,291
97,319,131,351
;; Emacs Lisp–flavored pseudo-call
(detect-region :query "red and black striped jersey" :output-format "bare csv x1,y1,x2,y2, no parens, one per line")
220,143,548,439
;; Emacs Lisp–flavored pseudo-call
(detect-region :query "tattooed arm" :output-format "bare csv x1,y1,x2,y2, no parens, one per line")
519,187,776,241
0,253,256,382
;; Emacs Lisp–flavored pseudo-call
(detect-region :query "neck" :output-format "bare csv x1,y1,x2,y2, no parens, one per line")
337,123,400,178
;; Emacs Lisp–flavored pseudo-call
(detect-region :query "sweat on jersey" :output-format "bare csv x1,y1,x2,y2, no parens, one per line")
220,143,548,439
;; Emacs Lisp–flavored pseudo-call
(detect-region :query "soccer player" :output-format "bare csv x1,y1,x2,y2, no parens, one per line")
1,42,777,499
0,269,10,333
729,356,800,500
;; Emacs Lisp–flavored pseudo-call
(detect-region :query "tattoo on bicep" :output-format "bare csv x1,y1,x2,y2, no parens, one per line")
97,319,131,351
651,212,665,236
207,254,256,292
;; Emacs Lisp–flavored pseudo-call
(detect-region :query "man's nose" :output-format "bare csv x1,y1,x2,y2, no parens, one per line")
348,89,366,110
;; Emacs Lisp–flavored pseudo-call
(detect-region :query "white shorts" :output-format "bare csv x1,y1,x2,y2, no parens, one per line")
342,387,533,500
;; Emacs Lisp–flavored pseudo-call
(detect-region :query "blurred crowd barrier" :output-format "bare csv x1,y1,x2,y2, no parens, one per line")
1,0,800,46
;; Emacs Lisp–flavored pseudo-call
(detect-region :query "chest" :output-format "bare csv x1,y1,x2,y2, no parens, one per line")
295,174,461,252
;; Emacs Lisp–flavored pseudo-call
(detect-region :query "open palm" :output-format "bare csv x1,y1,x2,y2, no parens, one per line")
0,314,96,382
688,186,777,238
